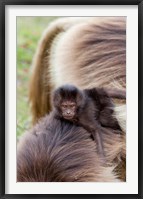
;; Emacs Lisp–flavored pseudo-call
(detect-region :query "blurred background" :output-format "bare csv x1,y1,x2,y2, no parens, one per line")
17,17,58,138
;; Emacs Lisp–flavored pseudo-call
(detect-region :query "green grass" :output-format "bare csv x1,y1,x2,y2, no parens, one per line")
17,17,58,138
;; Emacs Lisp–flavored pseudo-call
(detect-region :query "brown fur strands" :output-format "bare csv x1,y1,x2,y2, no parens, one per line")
17,113,121,182
49,17,126,90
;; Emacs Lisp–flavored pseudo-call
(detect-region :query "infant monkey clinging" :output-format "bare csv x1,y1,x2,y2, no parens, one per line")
52,84,126,158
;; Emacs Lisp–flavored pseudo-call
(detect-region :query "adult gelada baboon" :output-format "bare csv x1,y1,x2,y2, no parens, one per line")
17,113,122,182
19,17,126,181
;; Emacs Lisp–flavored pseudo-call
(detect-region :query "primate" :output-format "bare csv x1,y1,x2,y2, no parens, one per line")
52,84,126,157
17,113,121,182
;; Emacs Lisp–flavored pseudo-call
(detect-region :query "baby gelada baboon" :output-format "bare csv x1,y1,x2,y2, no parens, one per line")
52,84,125,157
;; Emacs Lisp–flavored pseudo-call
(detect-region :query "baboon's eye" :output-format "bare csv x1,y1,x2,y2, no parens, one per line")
61,104,67,108
70,105,76,109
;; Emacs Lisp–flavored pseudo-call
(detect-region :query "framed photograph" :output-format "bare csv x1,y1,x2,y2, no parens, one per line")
0,0,142,198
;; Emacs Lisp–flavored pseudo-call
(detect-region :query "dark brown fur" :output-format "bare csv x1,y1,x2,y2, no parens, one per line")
17,113,120,182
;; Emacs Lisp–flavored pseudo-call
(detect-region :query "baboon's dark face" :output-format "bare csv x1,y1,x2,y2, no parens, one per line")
61,101,76,119
53,84,85,120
